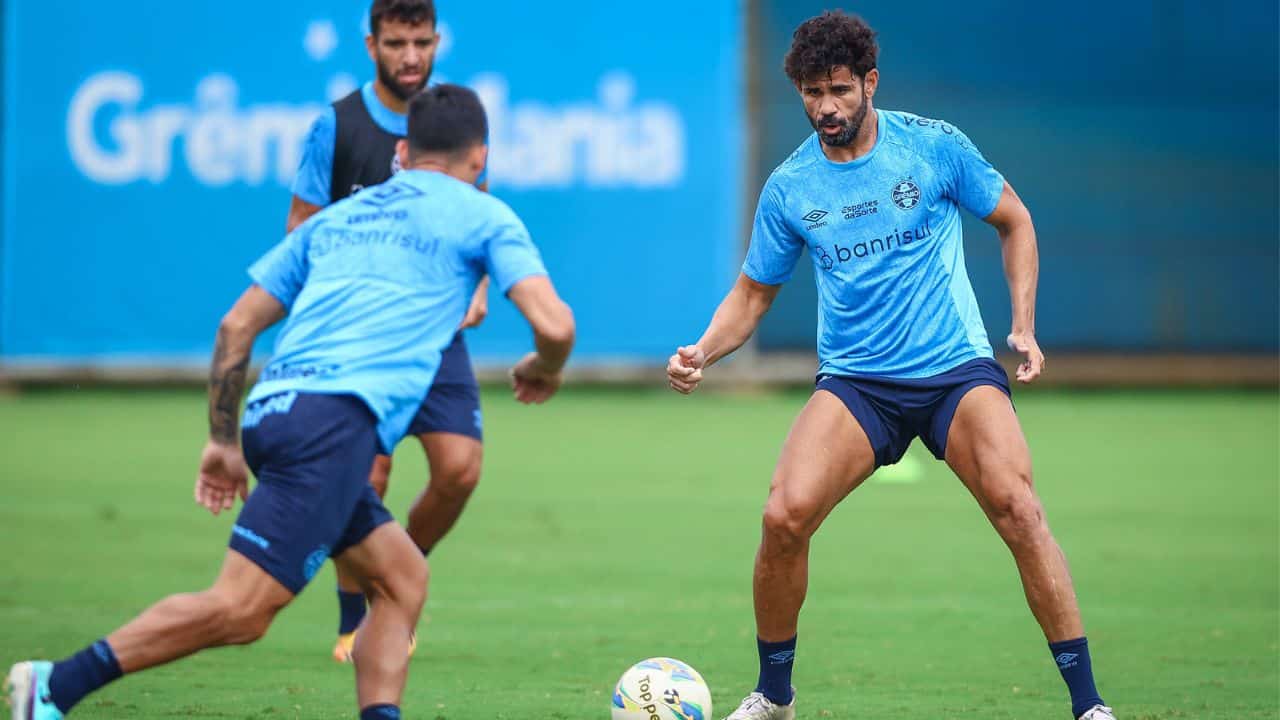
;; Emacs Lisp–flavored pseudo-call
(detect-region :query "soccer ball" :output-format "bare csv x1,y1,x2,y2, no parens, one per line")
610,657,712,720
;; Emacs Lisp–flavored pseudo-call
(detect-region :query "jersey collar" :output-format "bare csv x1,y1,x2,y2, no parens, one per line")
362,81,409,137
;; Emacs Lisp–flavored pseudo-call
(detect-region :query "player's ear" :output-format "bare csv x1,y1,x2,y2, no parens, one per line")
396,140,410,170
365,32,377,62
472,144,489,174
863,68,879,99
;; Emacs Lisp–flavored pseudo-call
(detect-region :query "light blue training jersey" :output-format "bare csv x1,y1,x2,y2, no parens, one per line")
247,170,546,452
743,109,1006,379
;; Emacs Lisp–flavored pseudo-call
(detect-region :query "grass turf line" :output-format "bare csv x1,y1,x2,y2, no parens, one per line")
0,388,1276,719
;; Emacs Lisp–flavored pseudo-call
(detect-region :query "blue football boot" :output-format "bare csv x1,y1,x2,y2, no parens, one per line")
5,662,64,720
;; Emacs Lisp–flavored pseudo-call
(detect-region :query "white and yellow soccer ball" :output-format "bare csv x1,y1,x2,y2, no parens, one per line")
610,657,712,720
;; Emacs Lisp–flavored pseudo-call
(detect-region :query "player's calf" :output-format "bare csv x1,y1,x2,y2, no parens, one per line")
336,523,428,708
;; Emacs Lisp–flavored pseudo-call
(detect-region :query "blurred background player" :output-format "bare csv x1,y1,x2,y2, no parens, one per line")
667,12,1113,720
288,0,494,662
5,84,574,720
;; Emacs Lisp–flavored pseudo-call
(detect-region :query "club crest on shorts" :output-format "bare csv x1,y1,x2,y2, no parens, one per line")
891,178,921,210
303,545,331,582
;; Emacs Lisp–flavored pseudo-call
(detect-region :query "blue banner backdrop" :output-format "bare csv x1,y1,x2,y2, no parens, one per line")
1,1,743,364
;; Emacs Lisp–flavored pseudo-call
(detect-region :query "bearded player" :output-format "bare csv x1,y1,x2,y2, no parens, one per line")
668,12,1114,720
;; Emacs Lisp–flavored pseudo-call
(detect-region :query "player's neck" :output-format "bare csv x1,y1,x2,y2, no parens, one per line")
405,158,475,184
372,79,409,115
820,106,879,164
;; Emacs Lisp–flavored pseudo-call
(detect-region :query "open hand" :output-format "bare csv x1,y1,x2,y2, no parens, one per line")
1006,331,1045,384
194,440,249,515
510,352,563,404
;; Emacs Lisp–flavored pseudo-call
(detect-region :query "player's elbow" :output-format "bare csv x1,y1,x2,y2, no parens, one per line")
994,200,1034,238
536,303,576,349
217,310,255,346
1014,203,1034,231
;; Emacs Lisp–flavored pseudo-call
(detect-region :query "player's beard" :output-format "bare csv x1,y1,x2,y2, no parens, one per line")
376,57,431,102
811,93,869,147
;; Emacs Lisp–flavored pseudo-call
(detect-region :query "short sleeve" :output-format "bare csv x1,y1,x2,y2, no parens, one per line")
248,225,312,309
483,205,547,294
291,108,336,207
742,180,803,285
936,125,1005,219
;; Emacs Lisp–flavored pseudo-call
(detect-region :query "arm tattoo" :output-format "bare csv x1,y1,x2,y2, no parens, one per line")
209,333,250,444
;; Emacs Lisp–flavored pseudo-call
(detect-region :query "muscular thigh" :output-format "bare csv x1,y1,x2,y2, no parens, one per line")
771,390,878,526
944,385,1033,505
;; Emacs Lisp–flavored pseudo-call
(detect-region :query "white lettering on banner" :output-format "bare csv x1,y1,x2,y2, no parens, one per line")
67,72,320,187
67,69,688,190
67,71,145,183
473,71,685,189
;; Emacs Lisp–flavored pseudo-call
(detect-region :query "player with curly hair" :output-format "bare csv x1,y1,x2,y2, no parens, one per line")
667,11,1114,720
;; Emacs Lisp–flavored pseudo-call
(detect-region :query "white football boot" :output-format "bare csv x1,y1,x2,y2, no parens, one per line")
1078,705,1117,720
722,688,795,720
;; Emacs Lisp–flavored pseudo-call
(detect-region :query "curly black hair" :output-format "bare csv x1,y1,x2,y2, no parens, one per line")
783,11,879,84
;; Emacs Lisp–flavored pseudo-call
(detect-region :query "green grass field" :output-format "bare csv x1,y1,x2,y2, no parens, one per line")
1,387,1277,719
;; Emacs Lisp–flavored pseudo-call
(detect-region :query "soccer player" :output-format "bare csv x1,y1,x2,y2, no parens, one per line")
288,0,493,661
5,84,574,720
667,12,1114,720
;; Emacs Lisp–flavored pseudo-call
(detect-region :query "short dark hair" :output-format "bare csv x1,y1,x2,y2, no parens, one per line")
370,0,436,37
407,84,488,156
784,11,879,84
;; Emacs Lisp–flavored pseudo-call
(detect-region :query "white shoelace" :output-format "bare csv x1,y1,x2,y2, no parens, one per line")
732,693,770,716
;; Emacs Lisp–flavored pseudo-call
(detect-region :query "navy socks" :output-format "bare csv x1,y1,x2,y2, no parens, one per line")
338,588,367,635
754,636,796,705
360,704,401,719
1050,636,1104,718
48,639,123,713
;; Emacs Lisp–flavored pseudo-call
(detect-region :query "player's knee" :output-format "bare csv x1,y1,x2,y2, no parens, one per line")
227,607,275,645
440,458,481,498
431,445,482,499
382,556,428,615
206,590,278,645
761,493,818,550
988,487,1047,547
368,454,393,498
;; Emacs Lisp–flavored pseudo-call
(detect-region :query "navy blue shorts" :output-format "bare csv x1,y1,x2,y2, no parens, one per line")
405,332,483,441
232,392,396,594
816,357,1012,468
